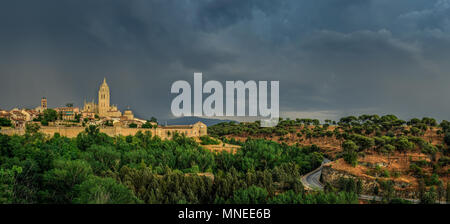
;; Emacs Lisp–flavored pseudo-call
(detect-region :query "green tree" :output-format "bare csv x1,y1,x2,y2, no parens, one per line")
0,118,12,127
420,186,437,204
446,182,450,203
141,121,154,129
73,176,140,204
25,123,40,135
395,137,414,152
0,166,22,203
43,109,58,122
41,160,93,203
444,132,450,145
342,140,358,166
227,186,268,204
85,145,121,174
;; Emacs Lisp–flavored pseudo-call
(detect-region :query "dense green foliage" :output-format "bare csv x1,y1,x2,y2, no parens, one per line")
42,109,58,126
0,125,348,204
0,118,12,127
199,136,220,145
209,115,450,204
141,121,156,129
2,112,448,204
342,140,358,167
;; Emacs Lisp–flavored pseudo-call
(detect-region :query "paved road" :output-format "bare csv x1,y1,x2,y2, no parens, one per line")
301,158,331,190
305,168,323,189
300,158,434,204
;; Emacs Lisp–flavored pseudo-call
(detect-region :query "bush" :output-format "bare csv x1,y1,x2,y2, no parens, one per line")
0,118,12,127
444,132,450,145
73,176,141,204
389,198,412,204
409,164,423,176
392,171,400,178
226,186,268,204
424,174,440,186
141,121,154,129
199,136,220,145
342,140,358,166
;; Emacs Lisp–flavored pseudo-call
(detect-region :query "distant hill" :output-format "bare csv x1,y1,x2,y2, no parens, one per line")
161,117,238,127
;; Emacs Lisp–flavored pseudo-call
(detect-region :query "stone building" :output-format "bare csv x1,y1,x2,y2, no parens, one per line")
55,107,79,121
123,108,134,120
1,78,209,139
160,122,207,137
35,97,48,113
82,78,122,118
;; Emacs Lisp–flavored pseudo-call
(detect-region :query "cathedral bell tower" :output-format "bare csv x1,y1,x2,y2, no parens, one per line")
98,77,110,117
41,97,47,109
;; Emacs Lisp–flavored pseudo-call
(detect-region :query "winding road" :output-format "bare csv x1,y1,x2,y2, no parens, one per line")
301,158,331,190
300,158,429,204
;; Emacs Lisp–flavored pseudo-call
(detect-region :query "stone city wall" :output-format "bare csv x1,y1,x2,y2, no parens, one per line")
0,125,207,139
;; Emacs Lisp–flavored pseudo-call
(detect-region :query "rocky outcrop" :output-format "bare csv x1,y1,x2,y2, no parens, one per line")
321,164,418,199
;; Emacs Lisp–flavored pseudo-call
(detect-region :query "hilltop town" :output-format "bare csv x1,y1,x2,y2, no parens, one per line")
0,78,207,139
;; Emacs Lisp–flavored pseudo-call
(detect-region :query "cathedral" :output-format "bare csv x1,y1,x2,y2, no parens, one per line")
83,78,122,118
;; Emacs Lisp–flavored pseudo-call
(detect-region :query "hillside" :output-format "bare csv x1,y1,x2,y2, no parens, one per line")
209,115,450,201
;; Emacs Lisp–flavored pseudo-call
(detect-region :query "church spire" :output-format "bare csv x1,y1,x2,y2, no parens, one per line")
100,77,109,88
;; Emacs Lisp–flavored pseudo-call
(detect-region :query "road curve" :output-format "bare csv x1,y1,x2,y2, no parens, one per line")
300,158,433,204
301,158,331,190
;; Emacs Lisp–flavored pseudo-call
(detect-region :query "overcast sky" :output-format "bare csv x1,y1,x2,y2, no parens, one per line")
1,0,450,122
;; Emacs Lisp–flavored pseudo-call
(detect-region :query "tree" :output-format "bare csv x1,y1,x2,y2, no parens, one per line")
420,186,437,204
395,137,414,152
446,182,450,203
437,181,445,203
342,140,358,166
42,160,93,203
85,145,121,174
444,132,450,145
0,166,22,203
129,123,138,128
350,134,374,151
141,121,154,129
43,109,58,122
25,123,40,135
200,136,220,145
73,176,140,204
0,118,12,127
104,120,113,127
76,125,110,151
74,114,81,122
410,127,421,136
227,186,268,204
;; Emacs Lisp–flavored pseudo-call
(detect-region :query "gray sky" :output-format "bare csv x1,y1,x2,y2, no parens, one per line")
1,0,450,122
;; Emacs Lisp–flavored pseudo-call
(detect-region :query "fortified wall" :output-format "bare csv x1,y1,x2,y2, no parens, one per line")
0,122,207,139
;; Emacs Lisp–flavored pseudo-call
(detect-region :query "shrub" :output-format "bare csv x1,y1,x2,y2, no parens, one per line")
199,136,220,145
444,132,450,145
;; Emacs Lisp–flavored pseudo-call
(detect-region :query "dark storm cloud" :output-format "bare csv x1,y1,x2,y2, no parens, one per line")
196,0,282,31
1,0,450,121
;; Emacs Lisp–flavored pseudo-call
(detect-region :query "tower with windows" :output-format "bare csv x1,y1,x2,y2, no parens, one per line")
41,97,47,109
98,78,110,117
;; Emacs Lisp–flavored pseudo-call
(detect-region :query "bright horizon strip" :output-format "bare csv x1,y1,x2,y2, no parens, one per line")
170,73,279,127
